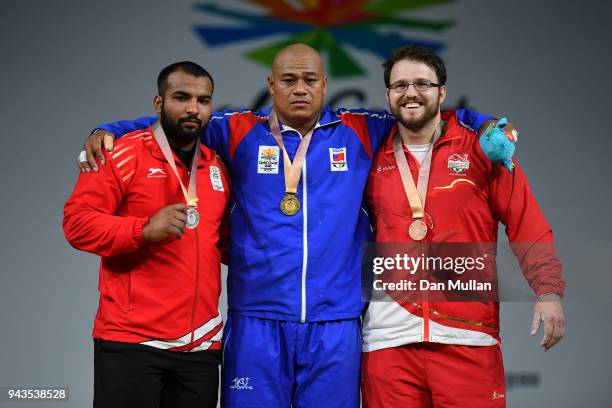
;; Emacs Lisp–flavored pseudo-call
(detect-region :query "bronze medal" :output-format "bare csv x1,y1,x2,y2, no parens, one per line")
280,193,300,216
409,219,427,241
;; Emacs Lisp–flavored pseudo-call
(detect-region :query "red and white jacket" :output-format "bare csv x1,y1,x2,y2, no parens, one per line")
362,110,564,351
64,128,230,352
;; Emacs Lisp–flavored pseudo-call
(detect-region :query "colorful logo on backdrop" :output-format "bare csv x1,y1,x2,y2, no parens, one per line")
193,0,455,78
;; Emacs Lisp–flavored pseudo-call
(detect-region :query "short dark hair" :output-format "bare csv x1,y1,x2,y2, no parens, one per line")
382,45,447,88
157,61,214,95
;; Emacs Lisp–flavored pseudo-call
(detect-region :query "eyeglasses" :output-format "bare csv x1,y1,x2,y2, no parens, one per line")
388,81,441,93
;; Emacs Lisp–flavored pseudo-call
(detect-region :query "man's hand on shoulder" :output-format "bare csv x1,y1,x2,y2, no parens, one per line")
77,129,116,172
530,294,566,352
142,204,187,242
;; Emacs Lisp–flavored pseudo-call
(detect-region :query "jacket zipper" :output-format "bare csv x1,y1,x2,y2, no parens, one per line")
300,157,308,323
191,225,200,346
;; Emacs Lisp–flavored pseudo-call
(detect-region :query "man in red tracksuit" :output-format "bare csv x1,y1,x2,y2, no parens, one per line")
63,61,230,408
361,46,566,407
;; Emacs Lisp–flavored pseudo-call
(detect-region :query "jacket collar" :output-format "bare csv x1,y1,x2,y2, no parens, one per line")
260,106,341,135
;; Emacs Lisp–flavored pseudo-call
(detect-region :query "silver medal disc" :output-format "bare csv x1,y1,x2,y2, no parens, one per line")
186,207,200,229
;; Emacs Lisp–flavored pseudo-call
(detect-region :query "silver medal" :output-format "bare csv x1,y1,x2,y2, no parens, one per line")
186,207,200,229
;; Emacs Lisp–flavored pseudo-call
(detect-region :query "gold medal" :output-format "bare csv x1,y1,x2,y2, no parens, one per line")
280,193,300,216
409,219,428,241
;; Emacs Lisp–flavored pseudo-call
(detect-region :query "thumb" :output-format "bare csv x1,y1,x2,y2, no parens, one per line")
496,117,508,130
530,310,541,336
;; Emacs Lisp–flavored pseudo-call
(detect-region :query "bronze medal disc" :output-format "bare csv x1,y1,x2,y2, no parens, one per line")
186,207,200,229
280,194,300,216
409,219,427,241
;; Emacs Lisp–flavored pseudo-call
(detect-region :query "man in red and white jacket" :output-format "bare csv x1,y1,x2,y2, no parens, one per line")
63,61,230,408
361,46,565,407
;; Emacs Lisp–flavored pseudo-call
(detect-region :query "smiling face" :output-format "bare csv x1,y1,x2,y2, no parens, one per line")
154,70,213,145
386,59,447,132
267,44,327,132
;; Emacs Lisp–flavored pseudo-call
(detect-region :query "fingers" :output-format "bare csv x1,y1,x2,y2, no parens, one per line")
168,203,187,212
167,205,188,239
77,158,90,172
84,147,98,172
530,310,541,336
167,218,186,239
540,315,565,352
84,132,103,171
91,135,106,168
103,134,115,152
540,315,554,351
544,315,565,351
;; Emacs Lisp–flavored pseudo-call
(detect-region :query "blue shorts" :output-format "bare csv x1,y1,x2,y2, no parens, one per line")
221,315,361,408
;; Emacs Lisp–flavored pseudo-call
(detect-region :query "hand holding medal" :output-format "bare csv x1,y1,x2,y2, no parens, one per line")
151,122,201,229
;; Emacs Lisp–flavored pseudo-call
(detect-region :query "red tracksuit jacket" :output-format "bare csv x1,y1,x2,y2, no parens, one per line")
362,110,565,351
63,128,230,351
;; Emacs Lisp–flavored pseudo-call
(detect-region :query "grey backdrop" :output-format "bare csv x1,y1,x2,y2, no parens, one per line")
1,0,611,407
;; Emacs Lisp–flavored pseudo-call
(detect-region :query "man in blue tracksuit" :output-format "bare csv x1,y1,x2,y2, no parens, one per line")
81,44,491,407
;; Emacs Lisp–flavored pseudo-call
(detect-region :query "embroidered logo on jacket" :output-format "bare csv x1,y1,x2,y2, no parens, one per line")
447,154,470,175
230,377,253,390
210,166,224,191
376,164,396,174
329,147,348,172
147,168,167,178
258,146,280,174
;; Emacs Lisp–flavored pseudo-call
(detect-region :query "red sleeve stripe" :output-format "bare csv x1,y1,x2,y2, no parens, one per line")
116,154,136,168
111,144,135,160
339,112,373,159
125,131,148,139
229,112,267,159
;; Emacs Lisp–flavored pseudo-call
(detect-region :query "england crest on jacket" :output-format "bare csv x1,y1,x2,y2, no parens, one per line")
448,153,470,175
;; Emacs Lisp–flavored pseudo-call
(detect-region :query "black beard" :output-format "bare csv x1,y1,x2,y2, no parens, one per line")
159,109,202,143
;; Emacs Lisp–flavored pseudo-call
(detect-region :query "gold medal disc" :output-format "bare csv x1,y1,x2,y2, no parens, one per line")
409,219,427,241
280,194,300,216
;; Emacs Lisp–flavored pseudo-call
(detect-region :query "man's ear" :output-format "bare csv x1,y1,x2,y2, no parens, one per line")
153,95,162,114
267,74,274,96
322,74,328,96
439,85,447,105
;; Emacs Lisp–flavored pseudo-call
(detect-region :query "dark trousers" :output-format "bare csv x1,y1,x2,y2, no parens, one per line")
94,339,221,408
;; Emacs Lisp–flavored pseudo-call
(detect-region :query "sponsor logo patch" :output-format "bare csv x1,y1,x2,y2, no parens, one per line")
329,147,348,172
492,391,505,400
376,164,396,174
258,146,280,174
147,168,167,178
447,153,470,175
209,166,224,191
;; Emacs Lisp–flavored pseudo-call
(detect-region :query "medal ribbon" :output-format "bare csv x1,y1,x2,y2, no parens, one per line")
392,122,444,219
268,111,316,194
151,122,200,207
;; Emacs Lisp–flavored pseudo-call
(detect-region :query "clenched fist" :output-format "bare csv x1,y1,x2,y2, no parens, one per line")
142,204,188,242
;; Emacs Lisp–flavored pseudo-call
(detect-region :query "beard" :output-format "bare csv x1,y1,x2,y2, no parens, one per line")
391,94,441,132
159,106,203,143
